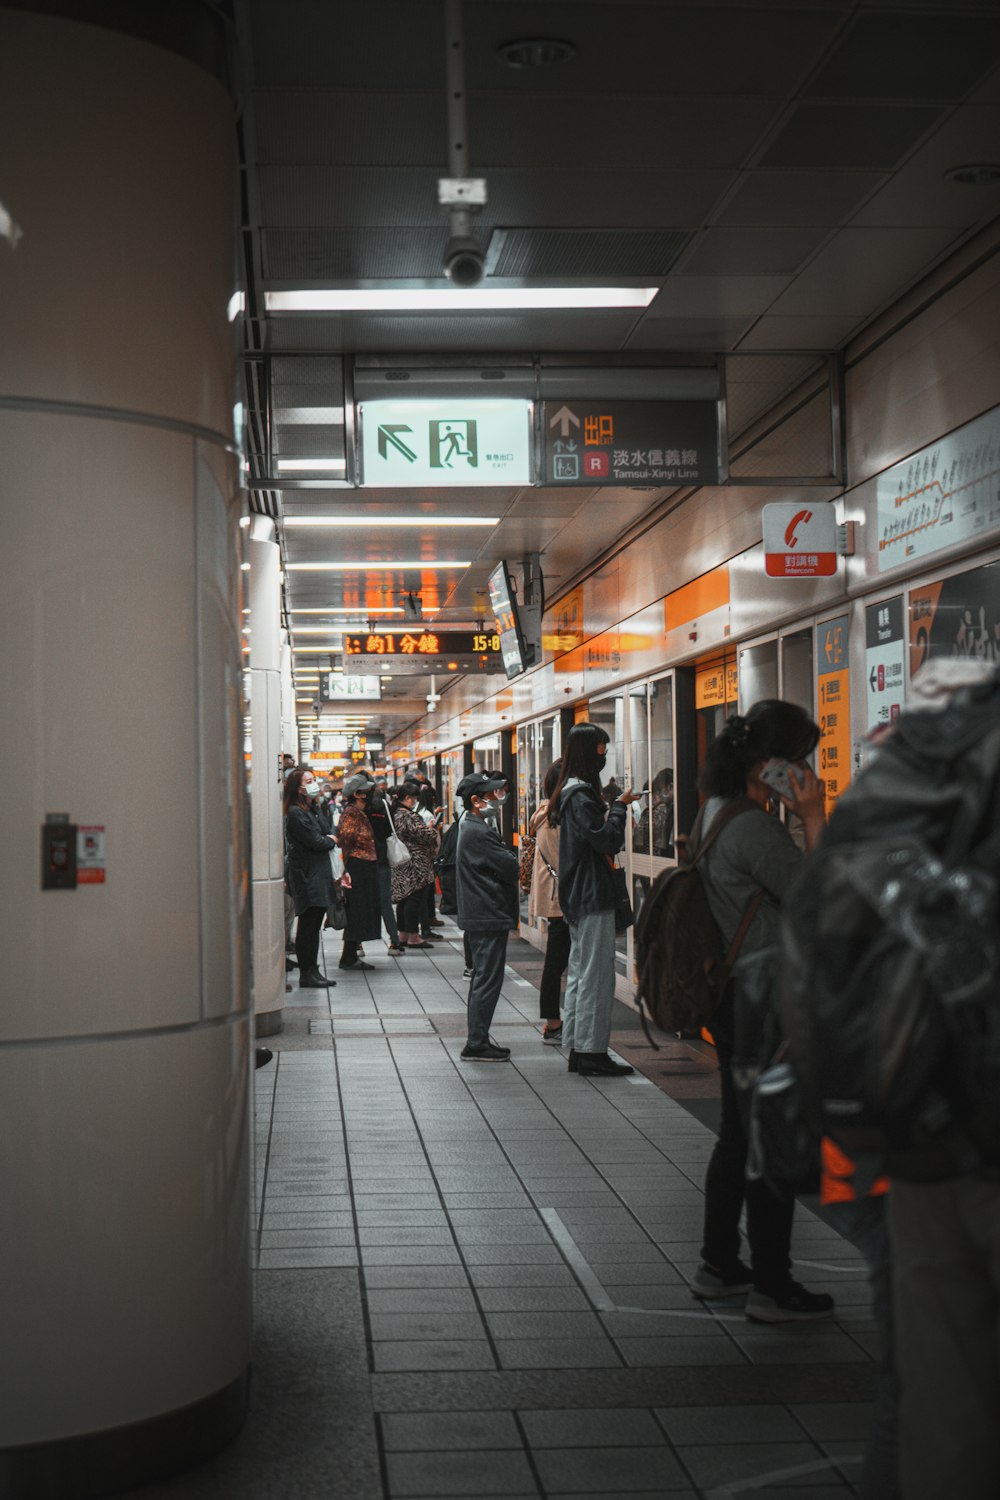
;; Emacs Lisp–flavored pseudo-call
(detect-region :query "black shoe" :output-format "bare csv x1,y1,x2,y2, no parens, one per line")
285,957,297,971
339,959,374,971
463,966,474,978
461,1042,511,1062
577,1051,634,1077
407,940,434,950
567,1049,579,1073
255,1047,273,1069
429,918,445,927
299,968,334,988
691,1259,754,1300
745,1280,835,1323
421,931,445,942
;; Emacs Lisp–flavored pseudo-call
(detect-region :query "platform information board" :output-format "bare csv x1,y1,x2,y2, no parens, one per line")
816,615,851,816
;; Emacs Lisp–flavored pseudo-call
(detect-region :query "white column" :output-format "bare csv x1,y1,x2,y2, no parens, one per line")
0,9,251,1491
280,630,297,759
249,522,285,1036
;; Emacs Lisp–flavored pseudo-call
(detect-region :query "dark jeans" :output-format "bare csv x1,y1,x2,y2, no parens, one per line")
701,1041,793,1296
463,931,473,968
539,916,571,1020
420,883,436,935
376,861,399,945
340,938,364,966
294,906,325,972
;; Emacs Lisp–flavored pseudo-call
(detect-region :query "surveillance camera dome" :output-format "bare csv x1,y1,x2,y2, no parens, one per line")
443,235,485,288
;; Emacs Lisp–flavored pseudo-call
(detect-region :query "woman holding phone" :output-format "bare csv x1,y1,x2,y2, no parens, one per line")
691,699,831,1323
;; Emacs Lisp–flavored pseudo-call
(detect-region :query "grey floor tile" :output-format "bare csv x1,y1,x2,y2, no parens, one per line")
533,1444,690,1492
369,1312,486,1342
485,1310,605,1340
366,1288,480,1315
476,1285,591,1313
359,1227,457,1246
260,1210,354,1229
258,1247,360,1269
676,1442,833,1488
362,1246,463,1266
616,1336,747,1366
467,1264,580,1289
381,1411,522,1452
655,1404,805,1444
495,1338,622,1370
373,1341,496,1372
519,1407,666,1449
789,1403,874,1441
604,1285,700,1311
259,1228,358,1248
384,1447,539,1496
735,1332,870,1365
461,1243,565,1265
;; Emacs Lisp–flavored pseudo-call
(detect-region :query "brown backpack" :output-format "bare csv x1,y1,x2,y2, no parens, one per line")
634,798,763,1038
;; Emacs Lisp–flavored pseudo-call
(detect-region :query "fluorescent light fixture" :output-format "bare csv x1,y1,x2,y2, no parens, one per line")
228,291,245,322
266,287,659,313
286,561,471,571
293,626,346,635
284,516,497,528
290,607,406,615
276,458,347,472
240,562,250,571
279,407,345,425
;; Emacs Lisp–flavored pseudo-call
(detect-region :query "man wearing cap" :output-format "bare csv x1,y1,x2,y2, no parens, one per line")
455,772,518,1062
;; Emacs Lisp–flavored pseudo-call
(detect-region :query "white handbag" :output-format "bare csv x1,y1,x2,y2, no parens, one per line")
330,844,345,881
384,804,412,868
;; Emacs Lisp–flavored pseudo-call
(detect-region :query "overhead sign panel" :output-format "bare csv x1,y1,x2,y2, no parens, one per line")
318,673,382,701
763,502,838,578
542,400,718,486
359,399,532,486
343,629,506,674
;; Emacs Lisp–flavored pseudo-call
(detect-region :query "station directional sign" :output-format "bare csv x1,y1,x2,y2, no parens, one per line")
359,399,532,486
542,400,719,486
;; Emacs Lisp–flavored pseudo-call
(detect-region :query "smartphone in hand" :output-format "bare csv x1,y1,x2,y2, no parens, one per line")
760,758,801,800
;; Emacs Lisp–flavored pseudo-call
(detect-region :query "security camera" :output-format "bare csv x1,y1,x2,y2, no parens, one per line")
443,235,485,287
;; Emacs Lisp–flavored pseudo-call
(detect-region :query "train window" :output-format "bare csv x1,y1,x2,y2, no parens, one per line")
781,628,814,719
739,639,778,711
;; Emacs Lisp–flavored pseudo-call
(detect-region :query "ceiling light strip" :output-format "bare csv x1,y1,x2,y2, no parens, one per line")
266,287,658,313
283,516,497,527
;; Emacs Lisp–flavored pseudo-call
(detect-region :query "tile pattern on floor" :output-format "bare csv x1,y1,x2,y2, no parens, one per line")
249,922,874,1498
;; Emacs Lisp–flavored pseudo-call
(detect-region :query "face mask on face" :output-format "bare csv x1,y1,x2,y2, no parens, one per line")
304,780,322,798
495,791,508,805
480,798,500,820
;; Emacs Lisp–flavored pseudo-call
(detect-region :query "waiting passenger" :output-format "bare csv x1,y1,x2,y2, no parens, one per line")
366,781,405,956
283,766,338,989
437,798,475,976
390,779,440,950
549,724,637,1077
455,772,518,1062
528,759,569,1045
691,701,832,1321
337,773,382,971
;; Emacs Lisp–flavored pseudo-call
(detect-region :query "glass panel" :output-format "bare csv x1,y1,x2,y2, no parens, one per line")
739,640,779,711
628,684,650,855
694,651,738,788
588,694,627,974
781,629,814,717
538,715,556,801
648,676,675,859
517,724,532,926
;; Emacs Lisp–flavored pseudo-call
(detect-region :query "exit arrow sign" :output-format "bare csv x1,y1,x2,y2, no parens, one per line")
548,404,580,438
377,424,417,462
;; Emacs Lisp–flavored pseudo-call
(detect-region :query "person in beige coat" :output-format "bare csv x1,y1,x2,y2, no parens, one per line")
528,760,570,1044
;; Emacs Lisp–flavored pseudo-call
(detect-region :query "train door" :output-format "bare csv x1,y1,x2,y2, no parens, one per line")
587,691,631,986
629,672,677,940
518,712,561,933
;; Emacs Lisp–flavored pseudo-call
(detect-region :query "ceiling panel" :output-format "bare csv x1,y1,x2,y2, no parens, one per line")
804,12,1000,101
625,316,756,351
850,105,1000,227
765,224,967,316
647,276,793,317
249,0,444,90
757,103,946,170
714,170,888,227
487,228,692,279
263,229,451,280
255,92,444,165
736,313,865,350
679,228,831,275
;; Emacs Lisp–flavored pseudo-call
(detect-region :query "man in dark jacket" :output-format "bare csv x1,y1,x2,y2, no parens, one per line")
455,772,518,1062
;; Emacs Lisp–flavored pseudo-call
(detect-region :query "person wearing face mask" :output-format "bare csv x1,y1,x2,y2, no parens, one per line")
389,779,440,949
549,724,637,1077
337,773,383,970
283,766,338,989
455,772,518,1062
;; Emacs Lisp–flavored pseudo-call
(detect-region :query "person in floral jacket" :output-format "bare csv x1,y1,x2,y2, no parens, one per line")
390,779,439,949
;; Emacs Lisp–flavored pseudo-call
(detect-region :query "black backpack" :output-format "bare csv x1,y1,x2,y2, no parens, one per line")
435,818,460,915
775,671,1000,1183
634,798,763,1039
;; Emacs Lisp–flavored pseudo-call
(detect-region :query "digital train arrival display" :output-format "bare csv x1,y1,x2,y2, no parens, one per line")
487,561,527,680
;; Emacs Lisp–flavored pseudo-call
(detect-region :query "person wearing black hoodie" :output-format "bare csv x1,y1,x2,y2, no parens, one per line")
549,724,637,1077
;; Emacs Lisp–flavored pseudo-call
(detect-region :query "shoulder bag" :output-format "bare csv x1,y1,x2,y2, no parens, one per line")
384,803,412,869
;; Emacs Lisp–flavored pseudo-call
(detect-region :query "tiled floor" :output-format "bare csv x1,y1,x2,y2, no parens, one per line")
129,921,876,1500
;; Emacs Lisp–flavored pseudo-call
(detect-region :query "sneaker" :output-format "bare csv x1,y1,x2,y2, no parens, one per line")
460,1042,511,1062
387,943,406,956
745,1280,835,1323
541,1023,564,1045
691,1260,754,1300
463,966,474,978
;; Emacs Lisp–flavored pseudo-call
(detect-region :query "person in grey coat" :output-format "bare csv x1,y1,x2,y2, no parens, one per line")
283,766,338,989
455,772,518,1062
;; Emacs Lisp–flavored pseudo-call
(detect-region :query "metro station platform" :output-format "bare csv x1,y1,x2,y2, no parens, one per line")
121,921,875,1500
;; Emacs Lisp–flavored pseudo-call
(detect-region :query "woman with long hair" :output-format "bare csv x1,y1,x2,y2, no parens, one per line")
283,766,338,988
529,758,569,1044
549,724,637,1077
691,699,832,1323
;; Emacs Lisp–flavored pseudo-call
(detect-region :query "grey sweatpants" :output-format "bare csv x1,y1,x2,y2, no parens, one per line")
561,908,617,1055
466,929,509,1048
